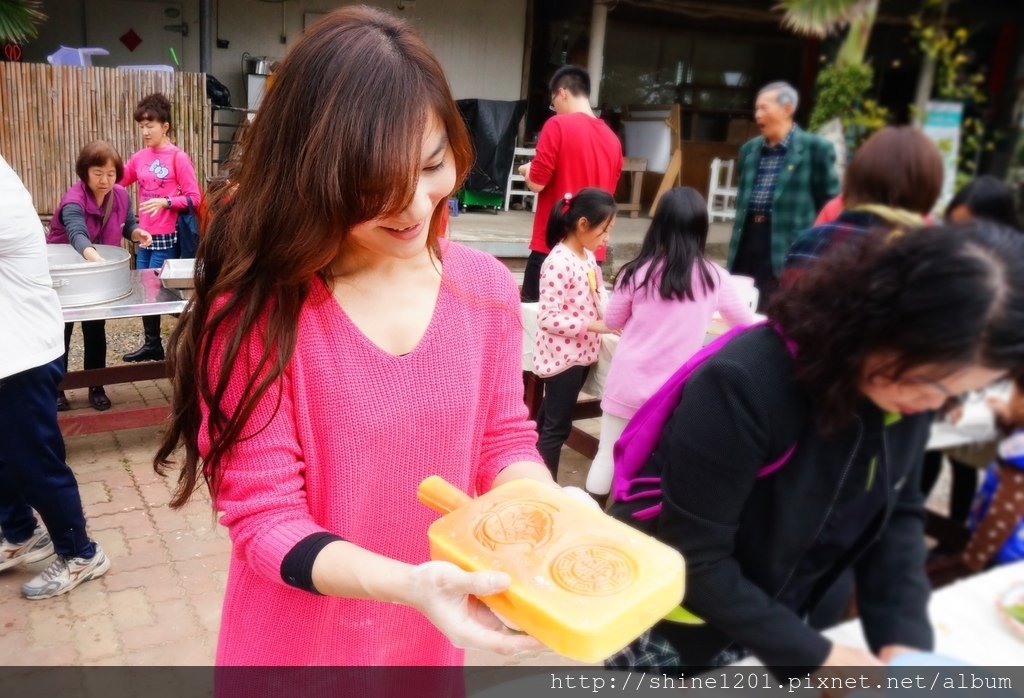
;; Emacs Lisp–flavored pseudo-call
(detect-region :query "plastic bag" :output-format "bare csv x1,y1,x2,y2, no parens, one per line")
207,74,232,108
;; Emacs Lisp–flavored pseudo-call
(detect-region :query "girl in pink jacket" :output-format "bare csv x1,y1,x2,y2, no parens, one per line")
587,187,755,495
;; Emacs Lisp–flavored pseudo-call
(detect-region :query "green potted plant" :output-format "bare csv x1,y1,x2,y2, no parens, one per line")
779,0,889,144
0,0,46,48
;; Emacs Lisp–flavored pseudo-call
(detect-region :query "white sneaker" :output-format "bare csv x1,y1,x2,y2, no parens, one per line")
21,543,110,600
0,525,55,573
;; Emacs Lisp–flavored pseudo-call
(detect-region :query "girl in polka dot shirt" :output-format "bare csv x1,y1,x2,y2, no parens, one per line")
533,188,618,477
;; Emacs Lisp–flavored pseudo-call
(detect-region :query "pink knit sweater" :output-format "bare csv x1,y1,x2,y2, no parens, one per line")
601,260,755,419
202,243,541,665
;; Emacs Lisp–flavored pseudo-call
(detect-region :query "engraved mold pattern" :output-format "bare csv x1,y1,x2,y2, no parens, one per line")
551,545,636,596
473,501,556,551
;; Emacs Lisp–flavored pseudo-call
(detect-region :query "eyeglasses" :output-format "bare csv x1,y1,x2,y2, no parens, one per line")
902,377,955,398
549,88,562,113
867,369,957,401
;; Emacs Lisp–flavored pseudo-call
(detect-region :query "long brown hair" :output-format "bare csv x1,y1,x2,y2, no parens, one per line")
154,5,473,508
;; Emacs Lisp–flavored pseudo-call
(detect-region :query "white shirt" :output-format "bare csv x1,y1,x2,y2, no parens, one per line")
0,155,64,379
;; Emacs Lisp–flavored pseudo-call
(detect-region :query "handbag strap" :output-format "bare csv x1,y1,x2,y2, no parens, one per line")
172,149,195,213
99,189,114,229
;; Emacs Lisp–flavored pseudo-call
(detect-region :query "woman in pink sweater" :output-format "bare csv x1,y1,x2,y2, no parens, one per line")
153,7,563,666
586,187,755,496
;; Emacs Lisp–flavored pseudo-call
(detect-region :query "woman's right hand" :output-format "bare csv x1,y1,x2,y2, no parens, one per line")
406,561,547,656
132,228,154,248
821,643,883,667
815,644,884,698
82,247,104,262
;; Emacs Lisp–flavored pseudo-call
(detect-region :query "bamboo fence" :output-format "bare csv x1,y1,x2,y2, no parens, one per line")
0,63,212,223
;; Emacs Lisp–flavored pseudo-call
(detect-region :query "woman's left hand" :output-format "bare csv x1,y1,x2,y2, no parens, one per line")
139,198,170,215
491,463,603,511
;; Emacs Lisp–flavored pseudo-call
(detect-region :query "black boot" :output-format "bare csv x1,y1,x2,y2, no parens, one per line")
122,315,165,362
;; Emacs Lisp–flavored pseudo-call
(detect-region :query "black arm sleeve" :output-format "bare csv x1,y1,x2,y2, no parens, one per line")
121,208,139,240
853,446,934,653
280,531,345,594
60,205,94,256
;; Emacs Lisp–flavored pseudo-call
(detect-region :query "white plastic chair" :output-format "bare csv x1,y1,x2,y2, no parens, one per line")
47,46,109,67
504,147,538,212
707,157,738,223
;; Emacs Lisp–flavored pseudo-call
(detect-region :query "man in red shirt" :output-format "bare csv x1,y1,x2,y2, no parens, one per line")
519,65,622,302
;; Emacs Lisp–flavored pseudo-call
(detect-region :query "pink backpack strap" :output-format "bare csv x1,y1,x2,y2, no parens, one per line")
610,320,798,515
611,321,767,502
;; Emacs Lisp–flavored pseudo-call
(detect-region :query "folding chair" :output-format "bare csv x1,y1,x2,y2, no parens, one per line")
707,157,738,223
504,147,538,212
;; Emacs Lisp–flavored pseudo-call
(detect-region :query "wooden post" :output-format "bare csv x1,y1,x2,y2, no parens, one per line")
649,104,682,216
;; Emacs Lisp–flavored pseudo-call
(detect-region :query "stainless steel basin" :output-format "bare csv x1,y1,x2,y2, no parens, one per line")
46,244,132,308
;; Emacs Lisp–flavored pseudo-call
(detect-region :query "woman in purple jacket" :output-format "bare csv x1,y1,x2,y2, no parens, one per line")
47,141,152,411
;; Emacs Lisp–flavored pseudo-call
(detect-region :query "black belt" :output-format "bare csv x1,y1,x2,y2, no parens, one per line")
749,212,770,224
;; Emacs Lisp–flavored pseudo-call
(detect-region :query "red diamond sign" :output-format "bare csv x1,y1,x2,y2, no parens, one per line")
120,29,142,52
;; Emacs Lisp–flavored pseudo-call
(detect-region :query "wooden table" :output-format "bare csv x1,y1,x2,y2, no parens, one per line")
58,269,186,436
617,157,647,219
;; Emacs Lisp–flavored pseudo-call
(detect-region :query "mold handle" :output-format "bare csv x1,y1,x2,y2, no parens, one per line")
418,476,473,515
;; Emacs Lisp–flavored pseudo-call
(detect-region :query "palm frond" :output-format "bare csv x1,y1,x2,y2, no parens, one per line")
776,0,872,37
0,0,47,46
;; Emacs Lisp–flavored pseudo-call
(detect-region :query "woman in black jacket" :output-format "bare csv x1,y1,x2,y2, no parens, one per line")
610,222,1024,678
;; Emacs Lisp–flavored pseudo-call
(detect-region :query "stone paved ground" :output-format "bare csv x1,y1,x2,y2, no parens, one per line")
0,381,226,666
0,379,593,667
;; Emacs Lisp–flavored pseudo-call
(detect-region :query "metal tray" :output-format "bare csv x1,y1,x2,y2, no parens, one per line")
159,258,196,290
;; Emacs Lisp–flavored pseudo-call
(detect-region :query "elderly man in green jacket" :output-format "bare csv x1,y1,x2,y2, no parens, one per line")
727,82,839,309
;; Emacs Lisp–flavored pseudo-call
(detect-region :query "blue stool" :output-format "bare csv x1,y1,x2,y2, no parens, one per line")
447,198,460,217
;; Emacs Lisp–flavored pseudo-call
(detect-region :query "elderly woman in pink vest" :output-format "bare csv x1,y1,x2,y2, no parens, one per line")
47,141,152,411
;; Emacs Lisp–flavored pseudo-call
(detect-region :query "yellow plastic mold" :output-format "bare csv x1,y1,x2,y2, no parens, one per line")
417,476,685,663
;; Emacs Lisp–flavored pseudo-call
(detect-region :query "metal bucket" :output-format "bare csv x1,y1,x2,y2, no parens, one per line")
46,244,132,308
242,53,271,75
